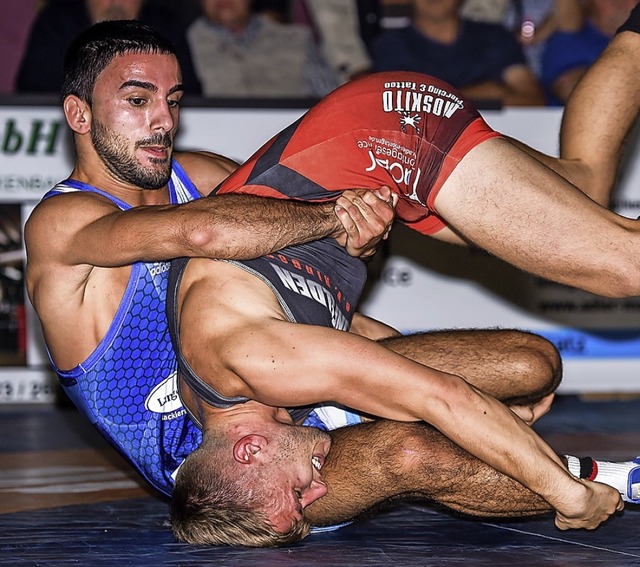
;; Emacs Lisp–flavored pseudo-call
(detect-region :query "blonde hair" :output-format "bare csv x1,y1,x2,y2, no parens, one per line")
170,435,311,547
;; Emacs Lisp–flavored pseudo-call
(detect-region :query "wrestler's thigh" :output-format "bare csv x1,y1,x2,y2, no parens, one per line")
306,420,446,525
434,137,635,298
380,328,561,402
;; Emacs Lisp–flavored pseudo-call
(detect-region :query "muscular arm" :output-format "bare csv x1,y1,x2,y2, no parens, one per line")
26,153,394,269
27,192,345,267
181,274,620,529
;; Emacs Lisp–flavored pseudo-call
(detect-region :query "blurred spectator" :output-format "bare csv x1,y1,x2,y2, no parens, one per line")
187,0,338,98
541,0,639,105
503,0,583,77
291,0,376,84
15,0,201,95
253,0,289,22
0,0,39,94
369,0,545,106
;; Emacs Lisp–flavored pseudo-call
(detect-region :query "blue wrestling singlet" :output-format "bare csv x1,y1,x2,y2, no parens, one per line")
41,160,354,497
41,160,203,497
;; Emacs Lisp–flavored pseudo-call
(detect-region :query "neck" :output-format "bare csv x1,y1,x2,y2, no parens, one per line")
201,400,288,435
214,14,252,34
414,13,460,44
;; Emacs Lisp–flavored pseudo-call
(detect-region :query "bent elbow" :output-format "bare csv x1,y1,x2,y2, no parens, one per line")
181,225,232,259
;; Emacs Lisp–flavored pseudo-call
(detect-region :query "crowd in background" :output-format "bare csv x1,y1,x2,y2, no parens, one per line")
4,0,640,106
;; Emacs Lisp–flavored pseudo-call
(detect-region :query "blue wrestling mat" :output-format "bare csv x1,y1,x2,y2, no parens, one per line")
2,396,640,566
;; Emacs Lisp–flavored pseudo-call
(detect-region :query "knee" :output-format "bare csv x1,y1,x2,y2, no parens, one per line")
506,331,562,403
374,421,465,479
523,333,562,392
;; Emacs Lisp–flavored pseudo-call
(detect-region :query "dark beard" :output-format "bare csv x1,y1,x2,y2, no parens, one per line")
91,119,172,190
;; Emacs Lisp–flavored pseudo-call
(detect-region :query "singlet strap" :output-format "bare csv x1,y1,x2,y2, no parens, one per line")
167,256,314,424
167,257,250,409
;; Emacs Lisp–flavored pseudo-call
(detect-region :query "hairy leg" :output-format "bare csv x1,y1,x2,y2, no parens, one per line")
306,420,552,526
380,328,561,406
559,31,640,206
305,329,560,525
434,137,640,298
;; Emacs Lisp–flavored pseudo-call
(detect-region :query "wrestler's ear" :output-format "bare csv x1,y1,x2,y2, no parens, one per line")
233,434,269,465
63,95,92,135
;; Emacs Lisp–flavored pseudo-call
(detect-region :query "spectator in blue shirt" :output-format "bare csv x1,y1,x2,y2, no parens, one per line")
369,0,544,106
541,0,638,105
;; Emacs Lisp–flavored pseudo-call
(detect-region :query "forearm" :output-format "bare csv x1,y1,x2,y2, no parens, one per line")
178,194,342,260
194,189,394,260
425,378,577,509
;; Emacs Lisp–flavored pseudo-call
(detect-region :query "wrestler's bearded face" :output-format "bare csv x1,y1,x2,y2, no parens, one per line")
91,118,173,190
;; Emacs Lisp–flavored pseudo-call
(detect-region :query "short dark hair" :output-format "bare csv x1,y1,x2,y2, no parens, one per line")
61,20,177,104
170,438,311,547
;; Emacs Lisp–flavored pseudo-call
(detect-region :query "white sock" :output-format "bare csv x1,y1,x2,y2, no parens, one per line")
565,455,638,501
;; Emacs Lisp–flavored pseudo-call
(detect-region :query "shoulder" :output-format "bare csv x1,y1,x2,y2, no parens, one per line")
260,16,313,42
28,189,117,221
186,16,212,40
26,190,117,232
24,190,118,261
174,151,239,196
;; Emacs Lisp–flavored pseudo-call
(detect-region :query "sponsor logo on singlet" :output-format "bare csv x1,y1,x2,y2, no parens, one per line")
357,135,425,206
381,81,464,135
145,371,186,420
149,261,171,277
270,263,350,330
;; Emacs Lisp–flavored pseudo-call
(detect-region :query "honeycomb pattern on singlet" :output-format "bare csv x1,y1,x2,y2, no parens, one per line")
97,274,166,424
75,261,201,495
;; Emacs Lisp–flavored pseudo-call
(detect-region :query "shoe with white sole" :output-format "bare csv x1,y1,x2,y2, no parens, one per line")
624,457,640,503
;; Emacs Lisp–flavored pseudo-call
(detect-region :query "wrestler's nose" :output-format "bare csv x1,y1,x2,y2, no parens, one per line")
151,101,175,132
301,479,328,508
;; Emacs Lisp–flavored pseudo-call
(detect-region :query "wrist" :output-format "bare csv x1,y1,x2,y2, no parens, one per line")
548,473,590,512
322,202,344,240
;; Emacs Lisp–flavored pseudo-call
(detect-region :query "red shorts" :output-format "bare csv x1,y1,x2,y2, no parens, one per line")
217,71,501,235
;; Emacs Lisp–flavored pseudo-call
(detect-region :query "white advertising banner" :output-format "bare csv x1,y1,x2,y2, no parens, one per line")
1,104,639,394
0,105,307,201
